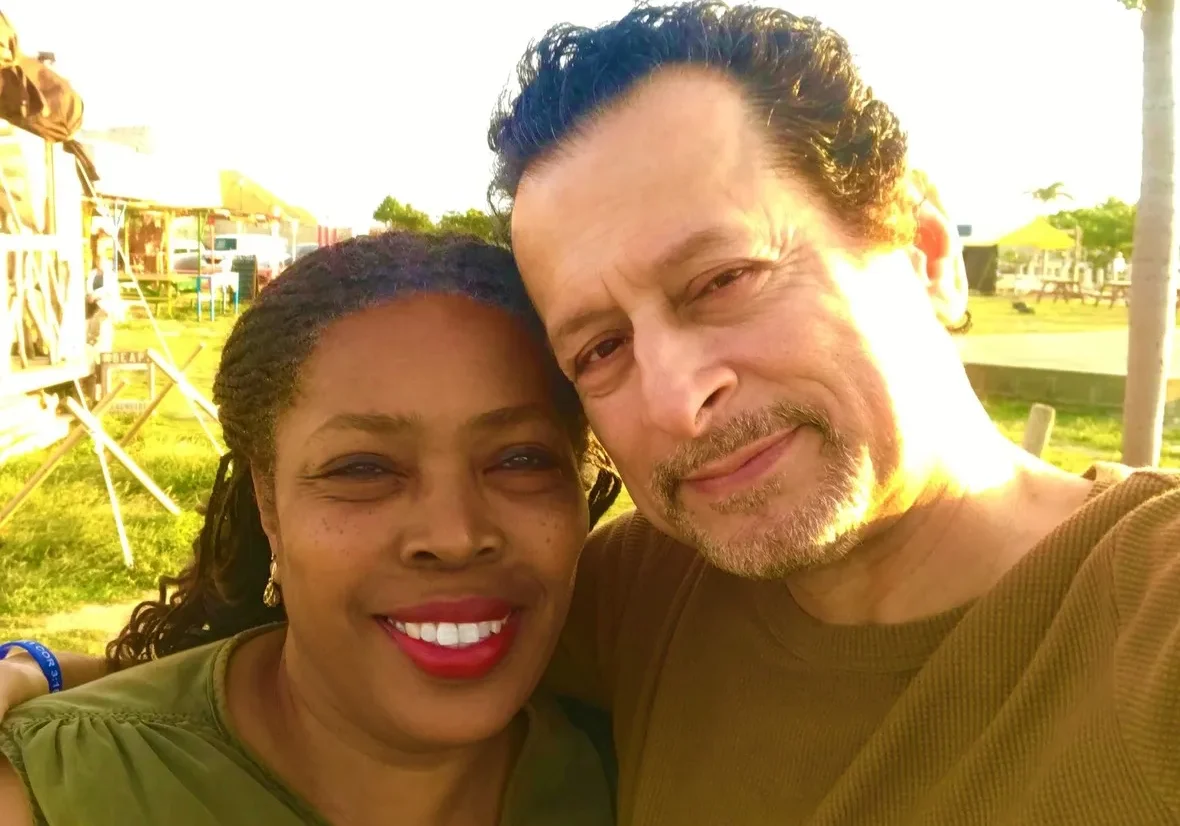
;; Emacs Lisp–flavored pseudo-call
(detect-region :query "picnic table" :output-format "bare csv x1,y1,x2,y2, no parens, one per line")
1092,279,1132,307
119,265,230,314
1035,277,1086,303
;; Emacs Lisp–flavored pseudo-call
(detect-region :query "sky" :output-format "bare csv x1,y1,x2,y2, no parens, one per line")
5,0,1153,232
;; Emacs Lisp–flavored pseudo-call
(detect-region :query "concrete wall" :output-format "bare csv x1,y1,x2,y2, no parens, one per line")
964,362,1180,421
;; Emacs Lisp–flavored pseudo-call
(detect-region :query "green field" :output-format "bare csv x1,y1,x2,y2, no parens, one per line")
0,296,1174,653
969,294,1131,336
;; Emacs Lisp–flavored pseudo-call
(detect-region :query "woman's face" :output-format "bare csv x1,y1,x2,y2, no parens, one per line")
259,293,589,750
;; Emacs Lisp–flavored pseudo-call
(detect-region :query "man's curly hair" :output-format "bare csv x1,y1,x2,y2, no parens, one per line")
488,1,916,247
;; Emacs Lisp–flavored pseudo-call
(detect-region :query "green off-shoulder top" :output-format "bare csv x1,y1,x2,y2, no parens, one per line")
0,627,616,825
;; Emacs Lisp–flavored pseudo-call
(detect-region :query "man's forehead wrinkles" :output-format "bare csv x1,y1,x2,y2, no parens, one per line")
547,262,638,348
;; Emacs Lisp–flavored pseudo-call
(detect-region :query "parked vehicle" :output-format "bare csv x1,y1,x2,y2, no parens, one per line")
211,234,288,284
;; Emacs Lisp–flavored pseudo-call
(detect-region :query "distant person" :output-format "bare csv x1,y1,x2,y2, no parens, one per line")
1112,251,1128,281
85,234,123,352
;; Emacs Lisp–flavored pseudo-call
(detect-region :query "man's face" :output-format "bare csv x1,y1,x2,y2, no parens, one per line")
512,68,960,578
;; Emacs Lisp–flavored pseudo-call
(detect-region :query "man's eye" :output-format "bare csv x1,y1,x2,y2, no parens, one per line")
697,268,748,298
574,335,628,375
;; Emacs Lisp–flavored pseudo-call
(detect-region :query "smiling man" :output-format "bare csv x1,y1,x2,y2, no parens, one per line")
490,2,1180,823
1,3,1177,824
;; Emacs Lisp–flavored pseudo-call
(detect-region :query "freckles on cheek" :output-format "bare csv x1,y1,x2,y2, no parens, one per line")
278,504,371,579
520,511,584,580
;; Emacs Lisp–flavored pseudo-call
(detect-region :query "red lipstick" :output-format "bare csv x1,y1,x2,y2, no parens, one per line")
378,597,519,681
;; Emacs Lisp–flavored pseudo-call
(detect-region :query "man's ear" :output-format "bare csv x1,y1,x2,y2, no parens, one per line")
911,195,969,328
251,467,281,554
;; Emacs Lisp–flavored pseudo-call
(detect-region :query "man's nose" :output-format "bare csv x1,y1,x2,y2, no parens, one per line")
633,320,737,439
398,469,505,569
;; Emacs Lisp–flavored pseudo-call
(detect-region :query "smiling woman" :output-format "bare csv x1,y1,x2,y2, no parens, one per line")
0,232,620,826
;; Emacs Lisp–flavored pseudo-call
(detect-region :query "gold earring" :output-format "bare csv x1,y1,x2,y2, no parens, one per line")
262,556,282,608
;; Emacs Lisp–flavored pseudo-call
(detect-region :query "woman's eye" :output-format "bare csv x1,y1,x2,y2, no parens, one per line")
493,448,559,472
323,461,390,480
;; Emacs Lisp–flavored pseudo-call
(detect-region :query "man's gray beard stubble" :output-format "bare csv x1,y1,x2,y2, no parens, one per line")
651,402,868,580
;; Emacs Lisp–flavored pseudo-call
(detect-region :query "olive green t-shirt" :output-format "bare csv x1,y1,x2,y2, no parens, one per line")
546,463,1180,824
0,628,615,826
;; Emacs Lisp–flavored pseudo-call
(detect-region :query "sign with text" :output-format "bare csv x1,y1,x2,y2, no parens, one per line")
99,350,151,365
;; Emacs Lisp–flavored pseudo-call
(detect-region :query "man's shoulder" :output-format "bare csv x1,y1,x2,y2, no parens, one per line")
1078,463,1179,608
1083,465,1180,813
1084,463,1180,562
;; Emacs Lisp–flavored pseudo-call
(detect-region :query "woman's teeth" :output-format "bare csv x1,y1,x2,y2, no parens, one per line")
393,617,509,648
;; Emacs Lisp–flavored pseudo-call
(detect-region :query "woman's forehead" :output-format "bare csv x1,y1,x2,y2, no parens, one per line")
289,295,561,429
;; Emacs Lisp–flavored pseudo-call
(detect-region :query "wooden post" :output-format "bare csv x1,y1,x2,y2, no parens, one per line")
122,205,131,279
63,397,181,515
1022,403,1057,458
163,209,174,276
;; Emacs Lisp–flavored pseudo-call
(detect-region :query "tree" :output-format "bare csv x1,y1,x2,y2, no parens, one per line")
1027,182,1075,275
436,208,503,243
1026,182,1073,205
1048,198,1136,270
1120,0,1176,467
372,196,434,234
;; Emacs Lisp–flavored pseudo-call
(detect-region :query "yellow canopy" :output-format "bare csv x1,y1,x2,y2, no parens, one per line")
993,216,1076,251
219,170,318,226
82,143,318,224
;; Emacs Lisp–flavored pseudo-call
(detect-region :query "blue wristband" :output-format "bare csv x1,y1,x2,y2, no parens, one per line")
0,640,63,693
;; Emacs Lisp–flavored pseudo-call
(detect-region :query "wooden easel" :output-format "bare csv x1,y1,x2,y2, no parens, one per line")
0,343,219,568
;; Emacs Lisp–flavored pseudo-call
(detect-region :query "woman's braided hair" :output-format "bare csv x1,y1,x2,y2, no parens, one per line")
107,231,621,667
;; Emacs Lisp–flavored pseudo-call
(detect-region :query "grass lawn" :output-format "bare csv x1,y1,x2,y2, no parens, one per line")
0,297,1173,654
0,314,233,651
968,293,1131,336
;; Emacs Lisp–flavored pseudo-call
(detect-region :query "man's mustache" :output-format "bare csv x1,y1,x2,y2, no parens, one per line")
650,401,833,504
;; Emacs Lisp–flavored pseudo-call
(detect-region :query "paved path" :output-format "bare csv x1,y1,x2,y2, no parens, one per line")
957,329,1180,377
39,595,150,635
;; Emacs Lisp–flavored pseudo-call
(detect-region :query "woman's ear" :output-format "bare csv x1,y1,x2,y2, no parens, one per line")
251,467,281,555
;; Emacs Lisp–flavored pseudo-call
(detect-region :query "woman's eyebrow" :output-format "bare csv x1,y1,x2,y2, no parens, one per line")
310,412,422,440
467,404,554,432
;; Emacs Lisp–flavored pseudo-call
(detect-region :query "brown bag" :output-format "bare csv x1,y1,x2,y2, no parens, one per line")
0,11,83,142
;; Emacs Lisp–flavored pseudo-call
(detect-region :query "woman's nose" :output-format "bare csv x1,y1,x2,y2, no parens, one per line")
397,470,506,569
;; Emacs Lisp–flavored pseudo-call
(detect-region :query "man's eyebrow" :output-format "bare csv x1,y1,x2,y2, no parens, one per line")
309,412,421,440
551,307,623,349
654,226,732,272
549,227,736,347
